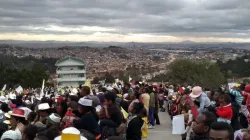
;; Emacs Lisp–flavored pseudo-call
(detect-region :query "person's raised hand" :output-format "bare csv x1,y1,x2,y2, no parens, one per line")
17,123,25,134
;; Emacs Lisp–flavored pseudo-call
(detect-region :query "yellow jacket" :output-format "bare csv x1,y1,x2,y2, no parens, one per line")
141,117,148,138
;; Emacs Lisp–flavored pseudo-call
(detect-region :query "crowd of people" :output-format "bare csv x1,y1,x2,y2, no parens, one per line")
0,82,166,140
169,84,250,140
1,82,250,140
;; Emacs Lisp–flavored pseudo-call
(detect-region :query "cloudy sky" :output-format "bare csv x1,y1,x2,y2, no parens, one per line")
0,0,250,42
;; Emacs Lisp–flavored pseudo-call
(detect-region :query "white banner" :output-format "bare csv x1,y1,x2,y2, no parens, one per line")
172,114,185,134
15,86,23,94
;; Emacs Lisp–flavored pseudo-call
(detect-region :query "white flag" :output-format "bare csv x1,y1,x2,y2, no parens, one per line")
129,76,132,82
40,79,45,97
15,86,23,94
1,84,6,91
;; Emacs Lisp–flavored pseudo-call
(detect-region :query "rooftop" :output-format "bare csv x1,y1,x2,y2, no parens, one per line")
55,57,85,66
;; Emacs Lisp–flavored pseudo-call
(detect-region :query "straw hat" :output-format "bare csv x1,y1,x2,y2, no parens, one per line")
189,86,203,98
10,109,25,118
4,111,12,119
3,120,10,125
54,127,87,140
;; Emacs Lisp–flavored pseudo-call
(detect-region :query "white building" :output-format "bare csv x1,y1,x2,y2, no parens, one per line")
55,57,86,87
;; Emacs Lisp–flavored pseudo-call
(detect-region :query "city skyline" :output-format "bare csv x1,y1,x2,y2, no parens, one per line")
1,0,250,42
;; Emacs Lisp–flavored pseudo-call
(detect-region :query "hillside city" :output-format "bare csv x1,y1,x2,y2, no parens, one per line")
0,42,249,80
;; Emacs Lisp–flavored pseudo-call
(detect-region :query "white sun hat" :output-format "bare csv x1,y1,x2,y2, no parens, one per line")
190,86,203,98
19,107,32,119
3,120,10,125
0,96,7,103
38,103,50,110
1,130,19,140
78,98,92,107
9,93,16,100
25,100,32,105
54,127,87,140
106,86,113,91
4,111,12,119
69,92,76,96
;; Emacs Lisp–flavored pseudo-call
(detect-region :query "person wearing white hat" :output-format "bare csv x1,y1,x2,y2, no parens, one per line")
38,103,50,118
33,103,51,132
54,127,87,140
9,93,16,100
46,113,61,128
10,109,26,129
25,100,32,106
1,130,20,140
18,107,32,120
189,86,211,112
74,98,99,137
9,108,26,140
80,86,101,108
0,96,7,104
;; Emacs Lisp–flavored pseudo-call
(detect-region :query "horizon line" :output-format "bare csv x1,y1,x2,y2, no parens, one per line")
1,39,250,44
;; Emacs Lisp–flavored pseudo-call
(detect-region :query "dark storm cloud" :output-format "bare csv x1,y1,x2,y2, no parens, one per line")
0,0,250,38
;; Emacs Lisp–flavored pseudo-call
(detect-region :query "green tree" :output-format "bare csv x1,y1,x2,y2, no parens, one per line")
167,59,226,89
217,55,250,78
226,70,233,78
0,63,49,89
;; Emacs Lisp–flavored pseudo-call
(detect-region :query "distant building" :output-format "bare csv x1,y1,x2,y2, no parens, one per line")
55,57,86,87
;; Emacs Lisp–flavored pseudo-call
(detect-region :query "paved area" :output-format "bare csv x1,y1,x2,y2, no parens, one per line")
146,112,181,140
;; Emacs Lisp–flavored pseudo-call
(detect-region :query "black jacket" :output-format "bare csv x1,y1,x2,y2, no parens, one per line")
74,113,100,136
190,135,209,140
126,116,144,140
231,102,242,131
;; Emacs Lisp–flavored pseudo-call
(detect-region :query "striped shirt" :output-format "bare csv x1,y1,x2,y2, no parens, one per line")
229,89,243,105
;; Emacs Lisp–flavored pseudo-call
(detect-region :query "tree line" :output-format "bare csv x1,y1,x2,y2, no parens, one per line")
0,54,55,89
0,63,49,89
217,55,250,78
150,55,250,88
